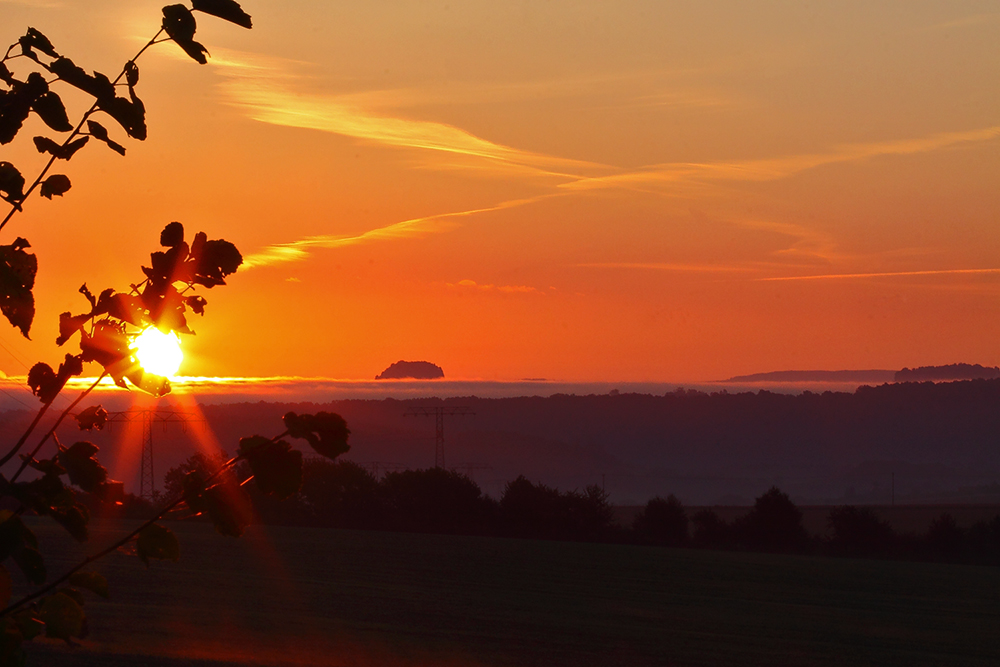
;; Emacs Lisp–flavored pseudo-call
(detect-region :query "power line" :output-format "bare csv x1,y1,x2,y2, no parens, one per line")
104,408,202,499
403,406,474,468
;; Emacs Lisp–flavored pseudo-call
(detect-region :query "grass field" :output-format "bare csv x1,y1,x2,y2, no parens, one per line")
14,518,1000,666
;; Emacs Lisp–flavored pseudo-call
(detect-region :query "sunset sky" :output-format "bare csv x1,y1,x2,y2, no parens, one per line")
1,0,999,383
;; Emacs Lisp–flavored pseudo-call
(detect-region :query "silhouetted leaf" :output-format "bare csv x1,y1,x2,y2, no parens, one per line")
124,366,171,397
56,311,89,346
75,405,108,432
125,60,139,88
49,57,115,101
27,354,82,403
0,72,47,144
97,95,146,141
48,503,89,543
189,234,242,287
0,618,25,667
38,592,85,640
283,412,351,460
192,0,253,28
33,135,89,160
39,174,71,199
0,565,10,609
160,221,184,247
0,513,35,561
0,62,14,86
59,588,86,608
136,523,179,565
186,295,207,315
203,482,252,536
0,162,25,205
79,283,97,309
0,237,35,338
57,441,108,493
18,456,65,476
31,91,72,132
239,438,302,500
86,120,126,155
20,28,59,58
89,289,146,327
69,571,109,599
162,5,210,64
13,611,43,641
11,546,45,586
80,319,130,368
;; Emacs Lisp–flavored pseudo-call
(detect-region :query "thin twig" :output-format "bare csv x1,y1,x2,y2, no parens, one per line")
0,28,165,232
10,372,107,482
0,401,51,468
0,431,290,618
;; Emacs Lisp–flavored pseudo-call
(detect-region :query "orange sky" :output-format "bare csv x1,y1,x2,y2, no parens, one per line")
1,0,999,383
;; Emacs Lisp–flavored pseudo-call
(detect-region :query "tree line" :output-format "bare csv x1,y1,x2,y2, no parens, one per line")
140,455,1000,566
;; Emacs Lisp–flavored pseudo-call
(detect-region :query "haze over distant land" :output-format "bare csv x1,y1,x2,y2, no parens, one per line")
376,361,445,380
726,364,1000,384
724,370,897,383
6,377,997,507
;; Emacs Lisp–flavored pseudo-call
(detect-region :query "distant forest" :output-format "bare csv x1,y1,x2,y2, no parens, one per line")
894,363,1000,382
108,465,1000,567
2,377,1000,505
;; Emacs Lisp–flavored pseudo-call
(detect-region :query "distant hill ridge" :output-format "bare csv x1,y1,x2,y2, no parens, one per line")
895,363,1000,382
725,364,1000,383
724,370,896,383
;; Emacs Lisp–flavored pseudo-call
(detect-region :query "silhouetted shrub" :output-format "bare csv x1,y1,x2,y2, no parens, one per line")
381,468,495,535
163,451,230,498
498,476,616,541
500,476,568,539
967,515,1000,565
736,487,809,553
633,495,688,547
826,506,896,558
691,509,733,550
925,513,964,561
565,484,616,541
299,459,385,529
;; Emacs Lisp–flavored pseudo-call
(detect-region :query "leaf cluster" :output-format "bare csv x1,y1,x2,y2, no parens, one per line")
0,0,253,340
30,221,242,400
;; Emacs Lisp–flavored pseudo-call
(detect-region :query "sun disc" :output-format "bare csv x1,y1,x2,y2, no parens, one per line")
133,328,183,378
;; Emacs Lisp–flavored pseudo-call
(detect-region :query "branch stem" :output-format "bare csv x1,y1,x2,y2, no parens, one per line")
0,28,165,232
10,372,108,482
0,401,51,468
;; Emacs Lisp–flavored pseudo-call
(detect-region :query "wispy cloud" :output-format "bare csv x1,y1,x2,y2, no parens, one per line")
447,279,538,294
920,12,1000,32
209,49,604,180
0,0,62,6
758,268,1000,282
242,193,563,269
575,262,751,273
561,126,1000,191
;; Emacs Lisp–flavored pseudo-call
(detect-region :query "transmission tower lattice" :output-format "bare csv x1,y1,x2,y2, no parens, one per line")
403,406,474,468
104,408,202,500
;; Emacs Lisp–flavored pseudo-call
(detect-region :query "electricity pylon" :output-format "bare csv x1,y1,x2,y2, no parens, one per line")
104,408,202,500
403,406,474,468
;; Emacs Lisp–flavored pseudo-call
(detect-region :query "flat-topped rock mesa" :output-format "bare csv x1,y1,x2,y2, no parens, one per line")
376,360,445,380
895,363,1000,382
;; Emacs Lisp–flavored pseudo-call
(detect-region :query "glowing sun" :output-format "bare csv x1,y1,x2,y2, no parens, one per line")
133,328,183,378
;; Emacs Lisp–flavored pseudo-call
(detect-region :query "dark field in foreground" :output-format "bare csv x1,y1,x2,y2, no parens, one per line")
16,519,1000,667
